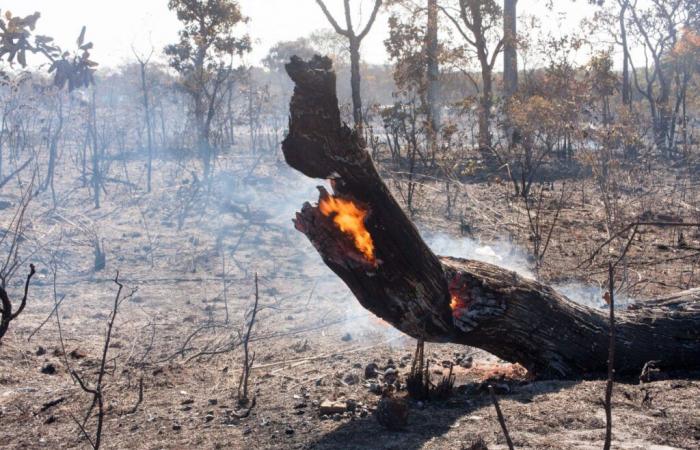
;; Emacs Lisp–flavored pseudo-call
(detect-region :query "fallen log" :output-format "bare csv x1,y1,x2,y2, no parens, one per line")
282,56,700,379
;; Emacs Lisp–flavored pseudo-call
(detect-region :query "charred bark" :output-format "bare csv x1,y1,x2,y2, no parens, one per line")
282,56,700,379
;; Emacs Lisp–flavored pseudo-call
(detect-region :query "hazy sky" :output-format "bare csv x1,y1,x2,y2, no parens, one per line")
3,0,597,68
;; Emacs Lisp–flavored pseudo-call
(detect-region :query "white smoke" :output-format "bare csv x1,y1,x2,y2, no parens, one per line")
426,232,534,278
425,232,633,309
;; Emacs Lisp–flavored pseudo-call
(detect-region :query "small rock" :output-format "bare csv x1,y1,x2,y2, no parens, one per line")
367,382,382,395
319,400,347,415
69,348,87,359
181,399,194,405
332,413,341,421
343,372,359,385
41,363,56,375
204,414,215,422
341,333,352,342
36,346,46,356
208,399,218,405
364,363,379,379
172,423,182,431
460,356,474,369
383,368,398,385
285,427,295,435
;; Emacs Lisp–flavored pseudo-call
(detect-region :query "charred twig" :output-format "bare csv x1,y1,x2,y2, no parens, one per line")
0,264,36,342
603,262,616,450
72,271,136,449
230,396,256,418
579,222,700,268
50,261,72,379
237,273,260,405
126,376,144,415
488,385,515,450
432,363,455,400
39,396,66,413
0,178,35,288
407,339,430,400
0,157,32,190
27,293,65,342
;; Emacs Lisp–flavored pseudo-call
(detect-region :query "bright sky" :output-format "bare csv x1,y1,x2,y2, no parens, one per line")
3,0,597,68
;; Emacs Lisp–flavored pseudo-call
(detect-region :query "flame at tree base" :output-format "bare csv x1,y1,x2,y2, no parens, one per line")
318,195,376,264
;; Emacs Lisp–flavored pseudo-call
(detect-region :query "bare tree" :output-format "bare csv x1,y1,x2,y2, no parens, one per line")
314,0,383,126
132,45,155,193
440,0,503,153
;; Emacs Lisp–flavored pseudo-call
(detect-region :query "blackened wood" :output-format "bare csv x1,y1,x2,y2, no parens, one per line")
282,56,700,379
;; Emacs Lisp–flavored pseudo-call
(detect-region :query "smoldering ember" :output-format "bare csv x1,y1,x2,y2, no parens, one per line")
0,2,699,450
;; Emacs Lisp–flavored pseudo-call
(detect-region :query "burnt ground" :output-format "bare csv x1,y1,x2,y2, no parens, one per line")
1,153,699,449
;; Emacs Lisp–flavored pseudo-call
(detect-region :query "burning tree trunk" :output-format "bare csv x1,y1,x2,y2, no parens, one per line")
282,56,700,379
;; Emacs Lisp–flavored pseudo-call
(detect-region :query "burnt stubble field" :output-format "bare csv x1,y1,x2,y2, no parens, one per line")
2,0,700,449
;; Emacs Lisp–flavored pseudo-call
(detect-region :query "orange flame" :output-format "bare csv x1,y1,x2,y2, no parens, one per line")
319,196,375,263
450,295,467,318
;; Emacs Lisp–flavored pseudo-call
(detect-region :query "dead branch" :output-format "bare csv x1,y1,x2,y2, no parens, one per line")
126,376,144,415
72,271,136,449
579,221,700,268
238,273,260,405
0,263,36,342
0,157,32,190
603,263,616,450
488,385,515,450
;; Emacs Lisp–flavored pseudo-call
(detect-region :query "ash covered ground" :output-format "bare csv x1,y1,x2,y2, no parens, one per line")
1,154,699,449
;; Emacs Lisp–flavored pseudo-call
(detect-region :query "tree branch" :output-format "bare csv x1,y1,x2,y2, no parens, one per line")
315,0,350,37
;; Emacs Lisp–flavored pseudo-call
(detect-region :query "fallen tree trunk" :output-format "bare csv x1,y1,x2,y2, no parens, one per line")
282,56,700,379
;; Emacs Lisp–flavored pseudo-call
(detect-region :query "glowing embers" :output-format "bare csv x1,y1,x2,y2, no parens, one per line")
450,294,468,318
318,194,376,264
448,272,470,319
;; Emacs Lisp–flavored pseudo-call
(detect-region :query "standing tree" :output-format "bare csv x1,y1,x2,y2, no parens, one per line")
314,0,383,127
626,0,691,157
426,0,441,138
133,46,155,193
440,0,503,153
502,0,517,99
165,0,251,179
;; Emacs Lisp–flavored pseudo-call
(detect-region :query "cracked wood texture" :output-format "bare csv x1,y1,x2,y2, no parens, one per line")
281,55,700,379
